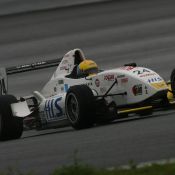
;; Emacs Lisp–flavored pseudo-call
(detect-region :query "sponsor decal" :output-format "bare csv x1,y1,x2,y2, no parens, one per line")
132,84,142,96
133,68,150,75
67,64,72,73
44,97,63,120
117,75,125,78
120,66,134,71
121,77,128,83
16,61,46,69
139,73,156,77
145,86,148,94
58,80,64,84
60,66,67,70
62,60,68,64
95,79,100,87
104,74,115,81
86,82,93,86
64,84,69,92
148,77,162,83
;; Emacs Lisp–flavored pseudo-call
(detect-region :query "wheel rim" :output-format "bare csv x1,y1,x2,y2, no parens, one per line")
66,93,79,123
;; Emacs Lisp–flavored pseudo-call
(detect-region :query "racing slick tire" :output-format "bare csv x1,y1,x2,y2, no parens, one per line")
0,95,23,140
65,85,95,129
170,68,175,97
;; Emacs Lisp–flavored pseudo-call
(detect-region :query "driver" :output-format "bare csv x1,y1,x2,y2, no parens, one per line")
77,59,98,77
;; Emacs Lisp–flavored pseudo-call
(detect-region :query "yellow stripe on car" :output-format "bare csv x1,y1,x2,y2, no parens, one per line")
118,106,152,114
150,81,168,90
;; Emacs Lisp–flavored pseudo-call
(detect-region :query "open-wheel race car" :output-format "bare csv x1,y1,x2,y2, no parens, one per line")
0,48,175,140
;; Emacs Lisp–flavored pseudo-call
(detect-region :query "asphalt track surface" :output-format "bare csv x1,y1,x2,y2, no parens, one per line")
0,0,106,16
0,0,175,174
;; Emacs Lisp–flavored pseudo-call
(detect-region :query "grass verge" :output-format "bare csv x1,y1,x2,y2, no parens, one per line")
51,163,175,175
1,162,175,175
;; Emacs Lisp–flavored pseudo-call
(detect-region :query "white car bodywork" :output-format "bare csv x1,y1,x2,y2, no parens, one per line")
0,48,174,141
13,48,167,127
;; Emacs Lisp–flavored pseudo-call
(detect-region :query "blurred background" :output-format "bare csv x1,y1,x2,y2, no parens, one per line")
0,0,174,96
0,1,175,174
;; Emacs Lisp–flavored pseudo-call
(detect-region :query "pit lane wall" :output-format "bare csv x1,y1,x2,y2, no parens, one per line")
0,0,108,16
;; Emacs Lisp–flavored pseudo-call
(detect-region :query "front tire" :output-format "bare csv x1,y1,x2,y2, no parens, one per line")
0,95,23,140
65,85,95,129
171,69,175,97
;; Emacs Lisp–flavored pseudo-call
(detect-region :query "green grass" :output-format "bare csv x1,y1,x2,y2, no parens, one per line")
1,162,175,175
51,163,175,175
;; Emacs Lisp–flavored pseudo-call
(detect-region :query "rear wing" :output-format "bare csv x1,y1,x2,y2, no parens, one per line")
6,58,61,75
0,58,61,95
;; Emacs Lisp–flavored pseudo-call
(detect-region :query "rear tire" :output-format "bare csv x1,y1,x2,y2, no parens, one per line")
171,69,175,97
65,85,95,129
0,95,23,140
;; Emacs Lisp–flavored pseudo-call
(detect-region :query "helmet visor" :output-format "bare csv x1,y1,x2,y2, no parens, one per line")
84,67,98,75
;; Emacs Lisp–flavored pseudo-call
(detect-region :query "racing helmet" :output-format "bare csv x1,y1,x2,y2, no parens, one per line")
77,59,98,77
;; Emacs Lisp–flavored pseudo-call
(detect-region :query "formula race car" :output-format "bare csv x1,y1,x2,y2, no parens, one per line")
0,48,175,140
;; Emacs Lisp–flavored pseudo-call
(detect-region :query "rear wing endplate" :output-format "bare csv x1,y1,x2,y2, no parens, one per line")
0,68,7,95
